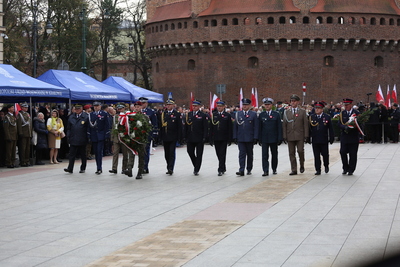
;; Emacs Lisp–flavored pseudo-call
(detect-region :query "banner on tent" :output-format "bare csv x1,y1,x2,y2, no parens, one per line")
0,89,64,96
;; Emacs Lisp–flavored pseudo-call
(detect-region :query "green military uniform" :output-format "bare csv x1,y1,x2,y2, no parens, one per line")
4,110,18,167
17,107,32,166
109,106,129,175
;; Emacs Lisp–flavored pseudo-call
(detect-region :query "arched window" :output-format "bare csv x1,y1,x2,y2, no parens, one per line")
380,18,386,25
371,18,376,25
232,18,239,25
360,17,366,24
348,17,355,24
193,21,198,28
248,57,259,68
160,25,163,32
256,17,262,25
389,19,394,25
188,59,196,70
316,17,323,24
156,62,159,73
165,24,168,31
374,56,383,67
268,17,274,24
324,56,334,67
327,17,333,24
151,26,154,33
222,19,228,26
204,20,209,27
171,23,175,30
338,17,344,24
244,17,250,25
156,26,158,32
290,16,296,24
279,16,286,24
397,19,400,26
303,17,309,24
178,22,182,29
211,19,217,26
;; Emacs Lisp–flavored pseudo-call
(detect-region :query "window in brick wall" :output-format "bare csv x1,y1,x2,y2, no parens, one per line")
290,16,296,24
316,17,323,24
204,20,209,27
338,17,344,24
165,24,168,31
193,21,198,28
360,17,366,24
222,19,228,26
374,56,383,67
389,19,394,25
188,59,196,70
397,19,400,26
256,17,262,25
171,23,175,30
244,17,250,25
380,18,386,25
303,17,309,24
268,17,274,24
178,22,182,29
371,18,376,25
248,57,259,68
156,26,158,32
233,18,239,25
348,17,355,24
211,19,217,26
323,56,334,67
151,26,154,33
156,62,159,73
184,22,187,28
327,17,333,24
160,25,163,32
279,16,286,24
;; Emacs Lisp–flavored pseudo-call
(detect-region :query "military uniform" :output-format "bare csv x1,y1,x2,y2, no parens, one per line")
4,108,18,168
109,105,129,175
17,105,32,166
309,102,334,175
140,97,158,174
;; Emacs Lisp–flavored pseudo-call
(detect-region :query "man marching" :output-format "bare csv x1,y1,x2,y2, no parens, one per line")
139,97,158,174
109,103,129,175
309,101,334,175
209,100,232,176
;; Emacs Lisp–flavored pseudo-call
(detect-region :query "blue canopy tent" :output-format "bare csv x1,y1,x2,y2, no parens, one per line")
0,64,70,102
103,76,164,103
37,70,131,103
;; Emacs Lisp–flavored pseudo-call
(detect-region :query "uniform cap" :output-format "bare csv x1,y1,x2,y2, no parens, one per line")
166,99,175,105
93,101,101,106
134,101,143,106
241,98,251,105
343,98,353,104
216,100,226,106
20,102,29,108
138,97,148,103
74,104,83,109
192,99,202,105
314,101,325,108
83,104,91,110
290,94,300,101
262,97,274,104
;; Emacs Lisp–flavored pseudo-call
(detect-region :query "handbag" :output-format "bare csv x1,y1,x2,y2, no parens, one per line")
32,131,37,145
60,131,66,138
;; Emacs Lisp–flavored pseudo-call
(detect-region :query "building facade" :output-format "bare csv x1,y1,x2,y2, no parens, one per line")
146,0,400,106
0,0,5,64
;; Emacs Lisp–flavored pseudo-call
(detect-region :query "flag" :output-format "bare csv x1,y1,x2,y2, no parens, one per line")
210,94,220,111
392,84,398,104
251,88,256,107
376,85,385,103
190,92,194,111
239,88,243,110
255,88,259,108
385,85,391,107
14,103,21,117
167,92,173,99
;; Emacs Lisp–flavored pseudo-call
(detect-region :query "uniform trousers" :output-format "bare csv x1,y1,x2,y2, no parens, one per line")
67,145,87,171
312,142,329,171
238,142,254,173
143,140,151,171
187,141,204,173
92,140,104,171
6,140,17,166
111,141,128,171
214,140,228,173
163,141,176,171
19,137,31,165
391,125,399,143
340,142,359,173
287,140,305,172
261,143,278,173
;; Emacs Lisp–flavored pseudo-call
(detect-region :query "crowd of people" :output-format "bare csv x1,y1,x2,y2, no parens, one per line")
0,94,399,178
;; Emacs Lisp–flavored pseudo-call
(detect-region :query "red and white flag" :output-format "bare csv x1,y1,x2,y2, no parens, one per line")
14,103,21,117
251,88,259,108
376,84,385,103
239,88,243,110
190,92,194,111
385,85,391,107
392,84,398,104
210,94,220,111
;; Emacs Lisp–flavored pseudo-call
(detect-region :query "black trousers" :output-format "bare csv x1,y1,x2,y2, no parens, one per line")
92,141,104,171
163,141,176,171
238,142,254,172
187,141,204,173
67,145,87,172
391,125,399,143
312,142,329,171
340,142,359,173
262,142,278,173
214,140,228,173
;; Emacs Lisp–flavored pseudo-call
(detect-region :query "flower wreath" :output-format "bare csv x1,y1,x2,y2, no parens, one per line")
114,112,152,155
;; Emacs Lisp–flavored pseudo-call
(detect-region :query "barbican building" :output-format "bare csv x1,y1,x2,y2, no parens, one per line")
146,0,400,106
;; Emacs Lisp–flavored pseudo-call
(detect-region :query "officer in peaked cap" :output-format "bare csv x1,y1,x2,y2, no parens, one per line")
17,102,32,167
138,97,148,103
4,104,18,168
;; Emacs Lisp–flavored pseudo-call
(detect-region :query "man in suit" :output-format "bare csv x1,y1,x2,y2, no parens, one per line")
139,97,158,174
160,99,182,175
88,101,110,174
389,103,400,143
17,102,32,167
4,104,18,168
184,100,208,176
282,94,309,175
233,98,259,176
209,100,233,176
109,103,129,175
309,101,335,175
258,98,283,176
64,104,89,174
338,98,360,175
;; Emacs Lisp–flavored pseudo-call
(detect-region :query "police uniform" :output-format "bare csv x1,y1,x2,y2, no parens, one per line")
184,100,208,175
88,101,110,174
309,102,334,175
160,99,182,174
109,104,129,175
4,105,18,168
139,97,158,174
338,98,360,175
258,98,282,176
233,98,259,176
17,103,32,166
209,101,233,176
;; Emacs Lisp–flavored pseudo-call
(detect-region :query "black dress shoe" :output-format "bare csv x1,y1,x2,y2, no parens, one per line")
57,159,63,163
218,172,223,176
273,171,277,175
121,170,126,174
166,170,173,175
79,170,85,173
289,171,297,175
236,171,244,176
348,172,353,175
315,171,321,175
136,173,143,179
20,164,29,167
300,167,305,173
36,162,45,165
109,169,117,174
143,169,149,174
342,171,347,175
64,168,73,173
125,169,133,177
247,171,252,175
325,166,329,173
193,171,199,176
95,170,102,175
262,172,269,176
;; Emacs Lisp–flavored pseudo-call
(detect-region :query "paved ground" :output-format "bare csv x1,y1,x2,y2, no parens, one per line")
0,142,399,267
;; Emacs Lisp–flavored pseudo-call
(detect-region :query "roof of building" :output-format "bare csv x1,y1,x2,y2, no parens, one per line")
147,1,192,24
310,0,400,15
199,0,300,16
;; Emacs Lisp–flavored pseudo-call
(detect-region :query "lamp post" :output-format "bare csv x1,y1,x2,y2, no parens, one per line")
79,8,87,73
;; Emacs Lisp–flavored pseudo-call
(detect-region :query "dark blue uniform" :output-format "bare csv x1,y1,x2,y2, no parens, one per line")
209,111,233,174
258,110,282,175
66,111,89,173
338,109,360,174
142,107,158,173
160,109,182,173
309,113,334,173
88,110,109,172
233,110,259,174
184,110,208,174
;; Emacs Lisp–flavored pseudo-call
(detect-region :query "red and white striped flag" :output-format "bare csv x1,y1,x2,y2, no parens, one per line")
239,88,243,110
392,84,397,104
376,84,385,103
190,92,194,111
210,94,220,111
14,103,21,117
385,85,391,107
251,88,259,108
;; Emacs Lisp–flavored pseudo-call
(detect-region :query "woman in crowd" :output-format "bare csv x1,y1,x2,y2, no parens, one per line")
47,109,64,164
33,112,48,165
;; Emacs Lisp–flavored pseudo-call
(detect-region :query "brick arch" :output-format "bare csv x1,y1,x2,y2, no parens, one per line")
292,0,318,10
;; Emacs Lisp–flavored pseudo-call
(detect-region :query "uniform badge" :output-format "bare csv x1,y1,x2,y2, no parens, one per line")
81,121,85,124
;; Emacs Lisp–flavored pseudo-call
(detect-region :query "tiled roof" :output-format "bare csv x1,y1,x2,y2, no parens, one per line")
147,1,192,24
199,0,300,16
310,0,400,15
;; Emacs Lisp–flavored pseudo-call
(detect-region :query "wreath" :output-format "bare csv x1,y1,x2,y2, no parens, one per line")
114,112,152,155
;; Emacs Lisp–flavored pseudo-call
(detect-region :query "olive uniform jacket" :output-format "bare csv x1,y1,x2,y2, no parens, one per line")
282,107,309,141
17,111,32,138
